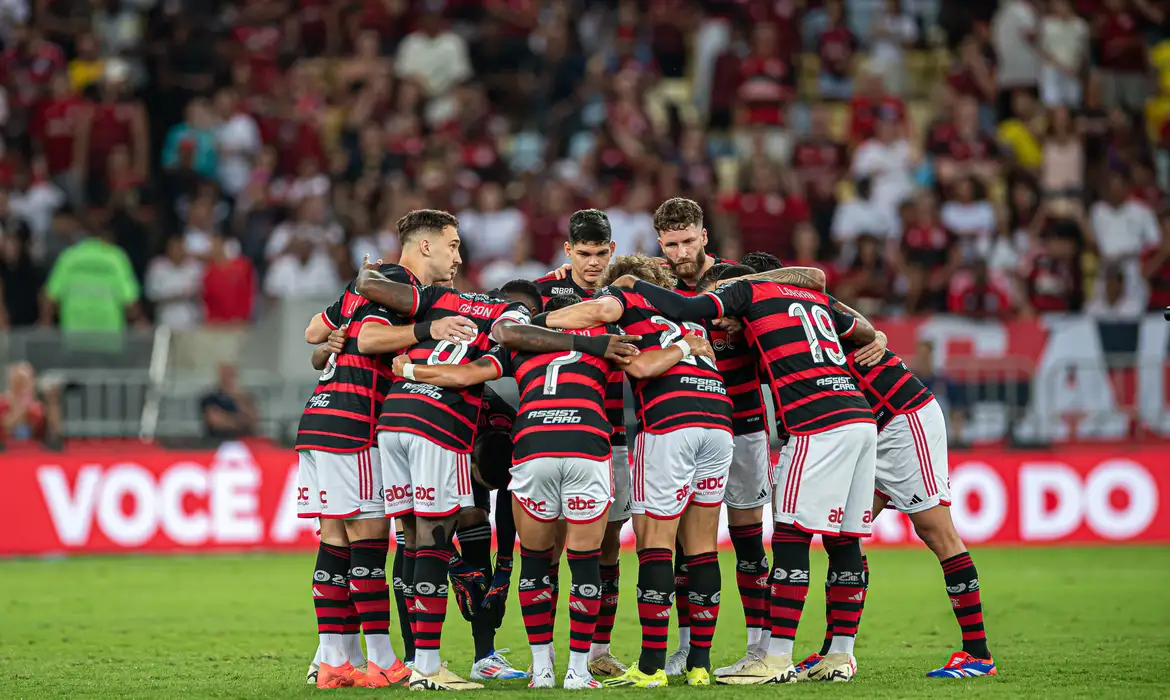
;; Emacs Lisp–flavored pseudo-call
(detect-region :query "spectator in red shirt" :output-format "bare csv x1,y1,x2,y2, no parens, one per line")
947,259,1017,318
848,68,907,143
816,0,858,101
716,159,810,258
30,73,85,210
1023,232,1084,312
203,236,256,325
0,361,61,446
1094,0,1148,111
75,63,149,203
929,95,1000,186
948,36,997,111
791,102,849,230
900,194,958,313
732,21,796,162
838,233,893,316
0,25,66,112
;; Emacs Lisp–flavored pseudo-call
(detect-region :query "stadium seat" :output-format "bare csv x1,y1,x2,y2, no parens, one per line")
716,156,741,193
800,54,821,100
827,102,849,141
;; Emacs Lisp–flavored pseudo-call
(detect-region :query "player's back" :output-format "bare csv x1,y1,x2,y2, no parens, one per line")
297,264,415,452
599,286,732,435
845,349,934,430
378,287,530,453
734,282,873,435
493,324,616,463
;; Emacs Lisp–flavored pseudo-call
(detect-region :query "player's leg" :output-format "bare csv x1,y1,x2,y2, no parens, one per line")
667,545,690,677
511,457,564,689
674,428,733,686
559,456,613,690
405,439,482,690
548,521,567,641
891,401,995,678
603,432,689,688
461,502,525,681
804,423,876,683
390,522,414,665
590,445,630,677
298,450,350,686
716,430,773,679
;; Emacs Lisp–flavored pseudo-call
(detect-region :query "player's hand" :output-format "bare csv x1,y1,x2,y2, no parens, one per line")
449,555,487,622
610,274,638,289
712,317,743,334
546,263,572,280
853,330,887,367
325,324,348,354
603,335,641,365
482,555,513,629
431,315,478,343
392,354,411,377
361,254,383,272
683,333,714,359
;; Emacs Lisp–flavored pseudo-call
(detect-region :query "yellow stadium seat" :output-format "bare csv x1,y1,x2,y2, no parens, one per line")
836,180,856,202
988,178,1006,207
716,156,741,193
827,102,849,142
800,54,821,100
908,100,932,145
906,51,930,98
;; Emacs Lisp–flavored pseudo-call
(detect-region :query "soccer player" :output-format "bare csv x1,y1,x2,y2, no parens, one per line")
800,300,996,680
539,255,734,688
533,210,631,677
622,265,880,685
299,210,481,689
355,252,638,691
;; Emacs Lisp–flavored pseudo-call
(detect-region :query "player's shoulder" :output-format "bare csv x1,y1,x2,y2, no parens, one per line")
378,262,418,285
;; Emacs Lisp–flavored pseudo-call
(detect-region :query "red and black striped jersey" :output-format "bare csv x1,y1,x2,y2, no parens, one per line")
597,287,733,435
477,385,516,433
709,326,767,435
706,282,874,435
533,273,628,447
534,272,598,305
297,264,418,453
845,349,935,431
377,287,531,454
487,324,619,463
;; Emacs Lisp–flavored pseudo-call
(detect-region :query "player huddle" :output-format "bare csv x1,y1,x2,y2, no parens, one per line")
296,199,997,691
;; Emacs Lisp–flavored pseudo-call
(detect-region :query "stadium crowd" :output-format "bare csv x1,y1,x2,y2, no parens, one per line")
1,0,1169,334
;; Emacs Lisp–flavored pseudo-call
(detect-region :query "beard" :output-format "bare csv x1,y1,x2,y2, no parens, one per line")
670,249,707,279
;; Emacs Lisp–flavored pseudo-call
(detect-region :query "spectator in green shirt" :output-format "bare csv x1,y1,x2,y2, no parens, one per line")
41,226,142,333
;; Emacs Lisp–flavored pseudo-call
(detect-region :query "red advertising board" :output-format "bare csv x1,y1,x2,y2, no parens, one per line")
3,441,1167,556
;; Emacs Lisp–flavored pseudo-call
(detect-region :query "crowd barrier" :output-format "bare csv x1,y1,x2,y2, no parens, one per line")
3,441,1166,556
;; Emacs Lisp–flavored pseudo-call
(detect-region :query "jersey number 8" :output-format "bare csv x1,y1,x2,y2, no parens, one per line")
651,315,716,370
788,303,845,365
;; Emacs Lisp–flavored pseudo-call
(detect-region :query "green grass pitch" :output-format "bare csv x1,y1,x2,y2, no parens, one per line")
1,546,1168,699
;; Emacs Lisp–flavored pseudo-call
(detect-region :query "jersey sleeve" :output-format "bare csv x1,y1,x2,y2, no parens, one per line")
320,286,347,329
704,280,753,318
489,301,532,341
379,263,416,285
595,286,629,311
352,301,406,327
413,285,451,319
827,296,859,338
483,342,515,378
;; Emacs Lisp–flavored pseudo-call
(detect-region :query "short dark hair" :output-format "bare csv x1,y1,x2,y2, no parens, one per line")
600,253,677,289
544,293,582,312
653,197,704,233
473,430,514,490
740,251,783,272
568,209,611,245
396,209,459,245
499,279,543,315
697,263,756,293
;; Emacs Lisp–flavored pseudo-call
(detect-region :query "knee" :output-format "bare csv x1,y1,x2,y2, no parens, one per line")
912,516,964,557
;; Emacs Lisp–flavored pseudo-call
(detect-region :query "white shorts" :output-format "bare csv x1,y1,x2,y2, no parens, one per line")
511,456,613,524
610,444,632,523
379,431,474,518
774,422,877,537
875,399,951,514
631,428,733,520
725,431,772,509
297,448,384,520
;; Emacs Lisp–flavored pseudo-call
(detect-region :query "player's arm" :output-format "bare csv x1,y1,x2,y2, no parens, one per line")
624,334,714,379
354,265,421,316
311,323,348,369
392,355,501,388
305,311,334,344
833,302,877,347
829,296,887,366
717,266,827,291
494,319,641,365
628,279,725,322
538,296,624,329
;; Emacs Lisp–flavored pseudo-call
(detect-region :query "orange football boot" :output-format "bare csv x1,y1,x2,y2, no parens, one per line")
366,660,412,688
317,662,357,689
